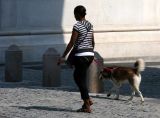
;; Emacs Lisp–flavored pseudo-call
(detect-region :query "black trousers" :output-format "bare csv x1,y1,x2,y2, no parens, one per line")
74,56,94,100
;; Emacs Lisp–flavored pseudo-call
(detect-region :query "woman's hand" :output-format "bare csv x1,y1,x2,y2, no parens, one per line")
57,30,78,66
57,57,65,65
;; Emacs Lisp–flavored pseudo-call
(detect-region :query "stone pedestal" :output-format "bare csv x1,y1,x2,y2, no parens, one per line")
43,48,60,87
87,52,104,93
5,45,23,82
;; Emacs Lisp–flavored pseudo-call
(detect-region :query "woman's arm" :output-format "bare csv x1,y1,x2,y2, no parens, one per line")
62,30,78,58
57,30,78,65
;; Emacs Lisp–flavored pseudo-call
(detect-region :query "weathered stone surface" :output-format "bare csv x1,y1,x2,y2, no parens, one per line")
5,45,22,82
87,52,104,93
43,48,60,87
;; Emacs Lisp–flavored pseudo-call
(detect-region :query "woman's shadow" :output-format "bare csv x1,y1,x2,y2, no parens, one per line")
12,105,75,112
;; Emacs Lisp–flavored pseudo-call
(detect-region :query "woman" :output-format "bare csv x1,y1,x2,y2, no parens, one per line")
58,5,95,113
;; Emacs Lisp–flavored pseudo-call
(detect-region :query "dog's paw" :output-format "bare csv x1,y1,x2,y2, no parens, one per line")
128,98,133,101
114,97,119,100
141,100,144,104
107,94,111,97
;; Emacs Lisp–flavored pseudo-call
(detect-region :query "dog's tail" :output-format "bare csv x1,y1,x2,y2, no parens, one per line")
134,59,145,73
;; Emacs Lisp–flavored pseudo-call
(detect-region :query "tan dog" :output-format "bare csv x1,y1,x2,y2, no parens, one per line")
99,59,145,103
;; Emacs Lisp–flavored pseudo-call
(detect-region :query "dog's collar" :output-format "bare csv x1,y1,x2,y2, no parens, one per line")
103,67,117,73
103,67,118,78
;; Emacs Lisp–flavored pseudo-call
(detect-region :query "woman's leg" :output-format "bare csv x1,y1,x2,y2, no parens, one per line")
74,56,93,100
74,56,94,113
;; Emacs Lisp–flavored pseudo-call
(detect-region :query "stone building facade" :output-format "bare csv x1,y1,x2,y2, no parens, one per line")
0,0,160,64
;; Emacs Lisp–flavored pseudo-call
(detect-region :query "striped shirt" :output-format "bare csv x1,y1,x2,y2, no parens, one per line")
73,20,94,56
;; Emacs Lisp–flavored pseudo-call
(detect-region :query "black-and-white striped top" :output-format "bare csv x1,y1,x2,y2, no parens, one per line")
73,20,94,56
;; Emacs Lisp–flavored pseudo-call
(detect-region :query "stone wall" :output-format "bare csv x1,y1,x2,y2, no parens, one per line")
0,0,160,63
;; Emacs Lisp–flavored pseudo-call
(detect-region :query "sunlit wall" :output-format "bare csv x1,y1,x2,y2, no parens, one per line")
0,0,160,63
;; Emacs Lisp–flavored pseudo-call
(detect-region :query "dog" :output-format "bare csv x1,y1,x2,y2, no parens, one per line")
99,59,145,103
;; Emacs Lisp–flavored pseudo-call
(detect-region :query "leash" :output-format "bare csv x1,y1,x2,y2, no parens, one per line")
93,58,118,72
93,58,119,79
93,58,104,70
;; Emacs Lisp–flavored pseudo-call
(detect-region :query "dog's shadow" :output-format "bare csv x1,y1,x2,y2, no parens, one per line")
90,94,128,102
11,105,75,112
90,95,144,105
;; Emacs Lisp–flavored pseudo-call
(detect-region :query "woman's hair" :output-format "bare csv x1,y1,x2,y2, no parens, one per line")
74,5,86,17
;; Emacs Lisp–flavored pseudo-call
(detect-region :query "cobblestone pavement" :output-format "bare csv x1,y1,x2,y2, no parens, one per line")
0,63,159,118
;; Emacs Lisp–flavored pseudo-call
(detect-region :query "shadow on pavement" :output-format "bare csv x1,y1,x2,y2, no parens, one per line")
11,105,75,112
